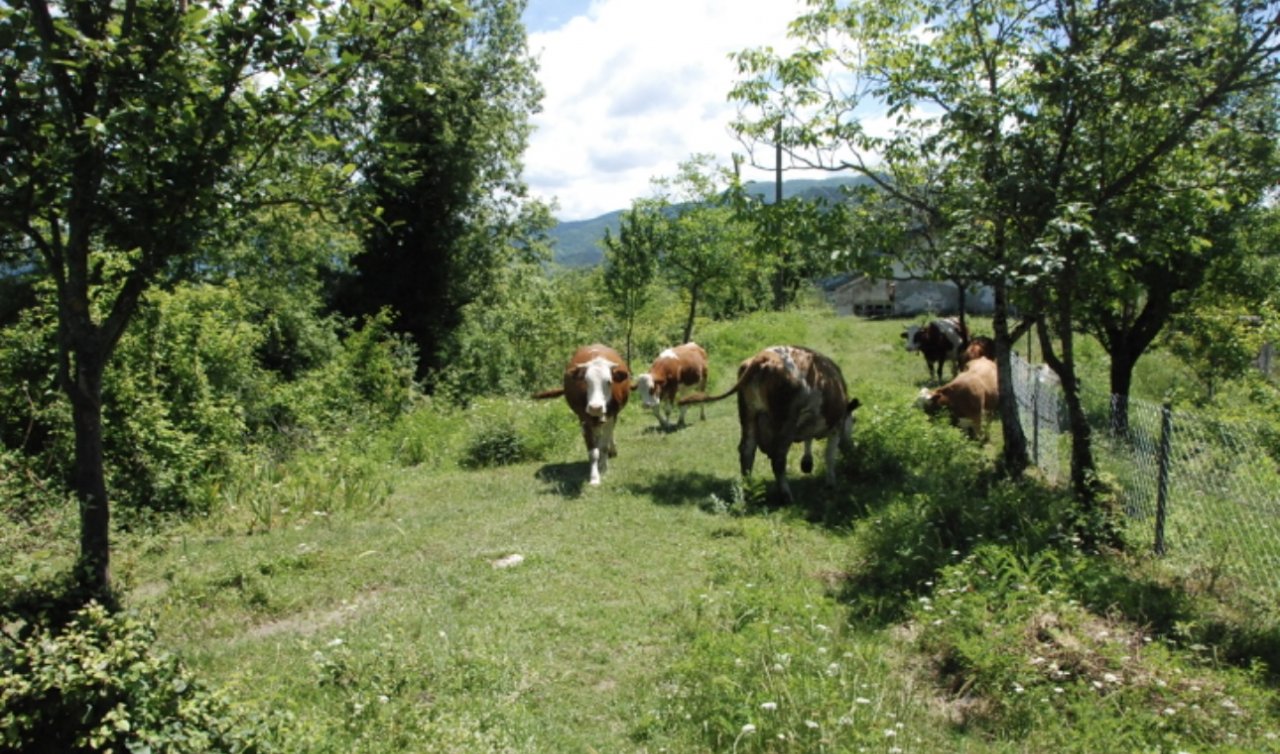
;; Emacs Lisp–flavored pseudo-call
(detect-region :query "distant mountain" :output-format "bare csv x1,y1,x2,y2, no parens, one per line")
548,175,875,268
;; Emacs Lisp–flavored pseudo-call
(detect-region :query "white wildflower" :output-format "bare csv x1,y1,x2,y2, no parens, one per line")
761,702,778,712
741,724,757,735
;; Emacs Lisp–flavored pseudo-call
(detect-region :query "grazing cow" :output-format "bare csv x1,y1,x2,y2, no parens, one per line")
960,335,995,366
682,345,860,504
633,342,709,429
902,317,969,382
916,356,998,440
533,344,631,485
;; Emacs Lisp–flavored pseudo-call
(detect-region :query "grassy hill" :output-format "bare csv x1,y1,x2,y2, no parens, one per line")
549,175,873,268
11,308,1280,752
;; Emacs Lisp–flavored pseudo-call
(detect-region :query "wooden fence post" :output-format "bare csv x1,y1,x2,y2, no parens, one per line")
1154,402,1173,556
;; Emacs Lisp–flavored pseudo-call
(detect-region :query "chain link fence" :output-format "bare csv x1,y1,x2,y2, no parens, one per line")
1010,354,1280,596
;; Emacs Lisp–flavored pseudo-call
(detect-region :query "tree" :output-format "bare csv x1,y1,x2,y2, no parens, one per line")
732,0,1280,507
602,200,663,365
0,0,423,595
331,0,545,378
652,155,752,343
731,0,1037,479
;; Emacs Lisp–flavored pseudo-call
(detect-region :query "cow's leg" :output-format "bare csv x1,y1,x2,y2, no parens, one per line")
582,423,603,485
652,403,670,429
676,398,689,426
823,422,847,486
738,402,757,478
800,438,814,474
770,450,793,505
603,417,618,459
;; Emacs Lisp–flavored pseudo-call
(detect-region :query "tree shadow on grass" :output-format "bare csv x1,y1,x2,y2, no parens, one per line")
624,471,735,508
0,568,117,639
625,467,871,529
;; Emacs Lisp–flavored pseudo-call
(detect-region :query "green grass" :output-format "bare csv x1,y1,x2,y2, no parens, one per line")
10,307,1280,752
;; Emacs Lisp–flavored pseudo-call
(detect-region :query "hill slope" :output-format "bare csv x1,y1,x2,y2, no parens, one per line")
107,309,1280,753
549,175,873,268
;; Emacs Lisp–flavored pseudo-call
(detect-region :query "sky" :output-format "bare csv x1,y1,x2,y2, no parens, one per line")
521,0,808,221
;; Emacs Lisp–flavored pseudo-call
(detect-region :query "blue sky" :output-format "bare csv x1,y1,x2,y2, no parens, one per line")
519,0,811,220
522,0,591,33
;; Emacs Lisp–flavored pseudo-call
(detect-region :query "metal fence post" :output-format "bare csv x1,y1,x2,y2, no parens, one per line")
1031,374,1041,468
1154,402,1173,556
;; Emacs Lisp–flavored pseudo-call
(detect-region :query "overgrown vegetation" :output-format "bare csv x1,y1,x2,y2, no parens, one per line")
4,309,1280,751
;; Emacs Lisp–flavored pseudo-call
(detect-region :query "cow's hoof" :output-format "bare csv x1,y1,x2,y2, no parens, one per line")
800,455,814,474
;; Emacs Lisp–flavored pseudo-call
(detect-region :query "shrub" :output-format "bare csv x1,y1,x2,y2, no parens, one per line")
0,602,279,753
458,397,576,470
914,545,1280,750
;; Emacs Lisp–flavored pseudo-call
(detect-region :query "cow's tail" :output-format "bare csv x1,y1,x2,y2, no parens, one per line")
678,382,741,406
532,387,565,400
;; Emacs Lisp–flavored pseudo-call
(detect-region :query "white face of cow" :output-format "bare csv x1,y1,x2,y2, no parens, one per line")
634,373,659,408
915,386,935,408
579,356,617,418
902,325,922,352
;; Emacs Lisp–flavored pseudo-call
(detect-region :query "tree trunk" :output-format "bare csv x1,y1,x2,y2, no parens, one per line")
1049,330,1096,501
993,279,1029,477
682,284,699,344
1108,350,1135,438
65,341,112,596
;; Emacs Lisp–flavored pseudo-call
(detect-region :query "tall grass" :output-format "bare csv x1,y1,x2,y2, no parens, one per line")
7,305,1280,753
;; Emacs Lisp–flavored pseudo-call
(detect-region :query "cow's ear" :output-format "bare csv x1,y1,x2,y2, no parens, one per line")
613,369,629,384
899,331,908,339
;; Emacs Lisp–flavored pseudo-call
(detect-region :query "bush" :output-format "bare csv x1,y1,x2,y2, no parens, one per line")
914,545,1280,750
459,397,577,470
0,602,279,753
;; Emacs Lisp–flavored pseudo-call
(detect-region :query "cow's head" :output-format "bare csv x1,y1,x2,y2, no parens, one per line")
901,325,923,352
634,373,661,408
916,386,948,415
574,357,628,419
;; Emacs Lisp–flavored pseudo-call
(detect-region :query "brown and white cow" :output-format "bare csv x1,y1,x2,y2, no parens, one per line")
916,355,998,440
902,317,969,382
682,345,860,504
633,342,709,429
533,344,631,485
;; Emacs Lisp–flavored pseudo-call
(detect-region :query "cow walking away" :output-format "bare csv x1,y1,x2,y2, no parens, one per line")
916,355,998,440
902,317,969,382
633,342,709,429
533,344,631,486
682,345,860,504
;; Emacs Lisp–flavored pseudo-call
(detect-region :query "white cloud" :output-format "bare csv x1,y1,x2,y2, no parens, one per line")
524,0,807,220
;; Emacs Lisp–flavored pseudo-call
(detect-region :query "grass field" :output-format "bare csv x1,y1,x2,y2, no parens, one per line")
13,308,1280,752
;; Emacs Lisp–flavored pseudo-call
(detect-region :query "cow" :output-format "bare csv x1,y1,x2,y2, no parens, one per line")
916,355,998,440
633,342,709,429
681,345,860,504
533,344,631,486
902,317,969,382
960,335,995,366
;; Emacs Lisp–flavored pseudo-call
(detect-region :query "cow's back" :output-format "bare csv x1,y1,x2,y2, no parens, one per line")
739,346,849,443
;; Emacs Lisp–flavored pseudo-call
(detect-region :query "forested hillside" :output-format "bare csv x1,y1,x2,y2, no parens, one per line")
549,175,874,267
